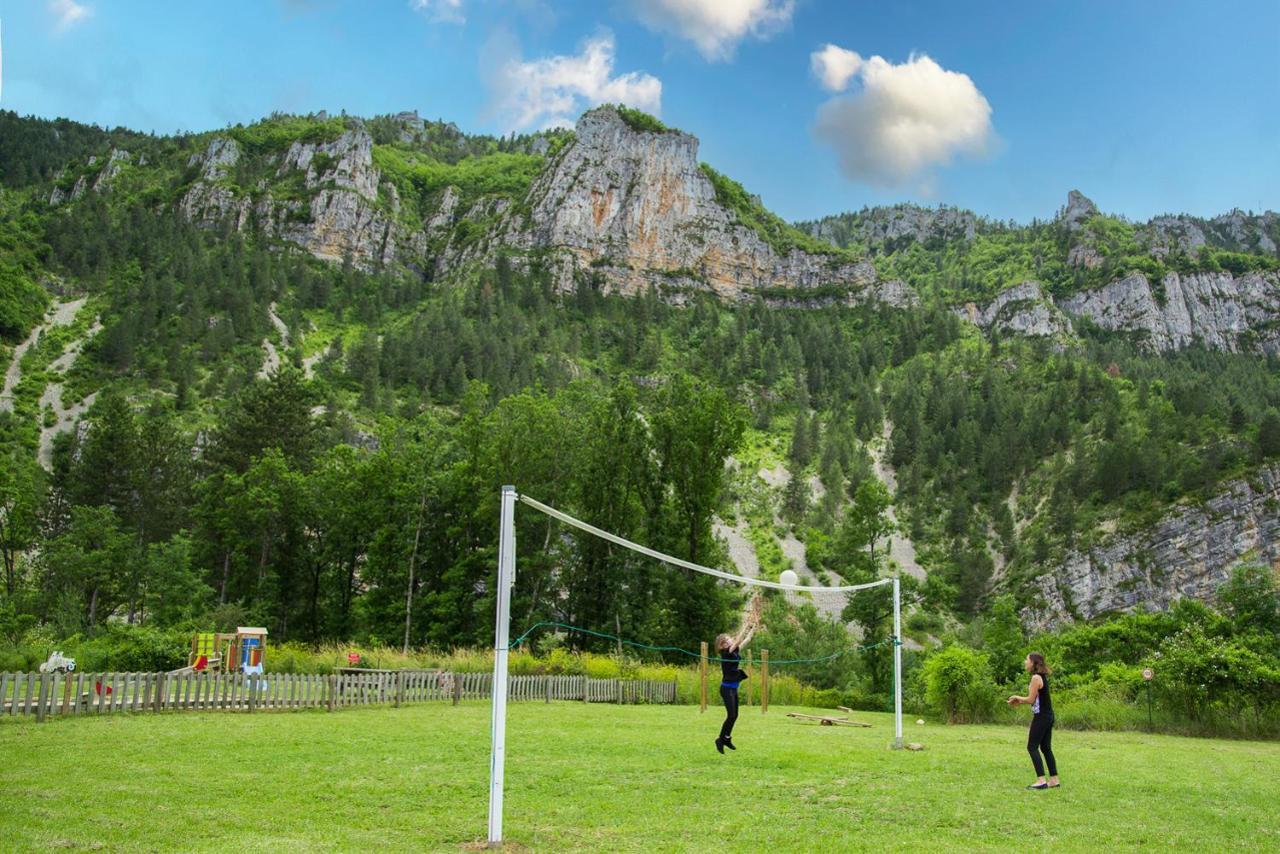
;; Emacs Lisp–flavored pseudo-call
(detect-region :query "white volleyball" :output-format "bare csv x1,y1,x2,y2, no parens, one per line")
917,719,925,725
779,569,799,587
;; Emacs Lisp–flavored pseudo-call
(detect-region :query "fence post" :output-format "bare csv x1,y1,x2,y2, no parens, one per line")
61,673,73,716
154,674,166,713
700,641,708,713
745,650,753,706
545,675,551,704
328,675,336,712
452,672,461,706
247,675,257,714
395,671,404,708
761,649,769,714
36,673,50,722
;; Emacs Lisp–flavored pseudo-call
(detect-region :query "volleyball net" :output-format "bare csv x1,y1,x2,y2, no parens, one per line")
487,487,905,846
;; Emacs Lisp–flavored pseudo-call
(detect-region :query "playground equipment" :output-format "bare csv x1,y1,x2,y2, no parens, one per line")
38,651,76,673
187,628,269,674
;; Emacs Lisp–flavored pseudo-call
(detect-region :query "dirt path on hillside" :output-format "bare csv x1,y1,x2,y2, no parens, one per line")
1,297,87,414
868,419,926,581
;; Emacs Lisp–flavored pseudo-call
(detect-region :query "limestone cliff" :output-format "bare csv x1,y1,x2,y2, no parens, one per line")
1021,464,1280,631
492,107,910,304
1059,270,1280,354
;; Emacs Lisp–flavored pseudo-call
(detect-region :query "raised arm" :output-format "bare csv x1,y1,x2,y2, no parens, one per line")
730,594,763,651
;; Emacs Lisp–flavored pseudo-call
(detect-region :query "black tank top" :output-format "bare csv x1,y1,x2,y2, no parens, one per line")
1033,673,1053,717
720,649,744,683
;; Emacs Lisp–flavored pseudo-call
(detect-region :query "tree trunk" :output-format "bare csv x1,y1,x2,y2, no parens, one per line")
257,528,270,589
87,585,99,629
403,489,428,654
219,549,231,604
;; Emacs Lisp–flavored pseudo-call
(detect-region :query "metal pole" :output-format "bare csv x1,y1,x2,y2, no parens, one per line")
1146,681,1152,730
892,575,903,749
488,486,517,847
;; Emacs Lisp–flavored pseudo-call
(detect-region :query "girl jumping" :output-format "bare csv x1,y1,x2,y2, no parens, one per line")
714,595,762,754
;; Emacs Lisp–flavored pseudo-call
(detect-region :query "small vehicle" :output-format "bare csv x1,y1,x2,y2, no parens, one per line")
38,651,77,673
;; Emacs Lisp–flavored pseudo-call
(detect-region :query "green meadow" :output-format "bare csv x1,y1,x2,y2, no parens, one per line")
2,703,1277,852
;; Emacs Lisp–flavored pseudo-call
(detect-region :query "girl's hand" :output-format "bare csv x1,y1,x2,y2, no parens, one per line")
1007,695,1019,705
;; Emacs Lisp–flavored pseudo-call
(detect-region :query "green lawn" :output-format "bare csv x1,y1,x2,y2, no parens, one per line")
2,703,1277,852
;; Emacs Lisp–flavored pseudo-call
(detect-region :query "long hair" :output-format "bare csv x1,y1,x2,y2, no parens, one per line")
1028,652,1051,676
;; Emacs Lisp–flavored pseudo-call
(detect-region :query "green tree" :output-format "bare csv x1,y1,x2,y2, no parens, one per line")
983,594,1026,684
0,450,42,597
923,645,997,723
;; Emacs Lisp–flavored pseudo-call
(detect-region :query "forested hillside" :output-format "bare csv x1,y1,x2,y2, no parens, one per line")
1,106,1278,678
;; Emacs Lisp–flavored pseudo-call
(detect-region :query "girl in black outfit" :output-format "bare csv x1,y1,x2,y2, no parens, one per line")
1007,652,1060,789
714,596,762,754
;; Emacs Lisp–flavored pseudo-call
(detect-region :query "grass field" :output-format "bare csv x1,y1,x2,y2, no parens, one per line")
2,703,1278,852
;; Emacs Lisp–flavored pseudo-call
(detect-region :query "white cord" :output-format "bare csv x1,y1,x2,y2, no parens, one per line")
518,494,893,594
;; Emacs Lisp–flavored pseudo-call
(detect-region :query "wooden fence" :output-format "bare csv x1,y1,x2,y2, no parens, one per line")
0,671,678,721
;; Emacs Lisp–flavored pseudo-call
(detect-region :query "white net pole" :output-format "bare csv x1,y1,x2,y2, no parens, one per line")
487,486,516,847
892,574,903,749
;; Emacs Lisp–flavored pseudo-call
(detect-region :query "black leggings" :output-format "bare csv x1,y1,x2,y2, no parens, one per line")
719,686,739,740
1027,714,1057,777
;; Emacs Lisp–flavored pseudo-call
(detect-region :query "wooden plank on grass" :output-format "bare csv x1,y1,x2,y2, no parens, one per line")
785,712,872,727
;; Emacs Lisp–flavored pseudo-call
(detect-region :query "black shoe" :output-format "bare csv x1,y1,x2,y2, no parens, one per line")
715,738,725,754
1026,783,1048,790
723,739,736,751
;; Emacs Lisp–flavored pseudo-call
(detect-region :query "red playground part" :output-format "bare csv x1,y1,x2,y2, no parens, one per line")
94,681,113,696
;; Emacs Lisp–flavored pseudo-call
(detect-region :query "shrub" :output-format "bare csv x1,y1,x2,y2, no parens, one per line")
611,105,674,135
922,645,997,723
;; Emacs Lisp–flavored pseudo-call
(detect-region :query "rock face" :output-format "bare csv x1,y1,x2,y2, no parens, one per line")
961,281,1073,338
1140,210,1279,257
801,204,979,247
1061,190,1098,229
178,128,422,268
500,107,905,303
1058,270,1280,354
49,149,131,204
1021,464,1280,632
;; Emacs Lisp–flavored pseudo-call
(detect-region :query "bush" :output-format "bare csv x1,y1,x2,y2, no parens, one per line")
922,645,997,723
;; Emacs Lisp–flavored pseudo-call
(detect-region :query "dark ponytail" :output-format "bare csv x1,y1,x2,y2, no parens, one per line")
1028,652,1051,676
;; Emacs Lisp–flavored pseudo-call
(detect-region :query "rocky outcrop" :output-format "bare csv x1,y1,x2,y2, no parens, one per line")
960,281,1073,338
1021,464,1280,632
178,129,423,268
1061,190,1098,230
1140,210,1279,258
49,150,131,205
801,204,979,248
496,107,904,303
91,148,131,192
1058,270,1280,354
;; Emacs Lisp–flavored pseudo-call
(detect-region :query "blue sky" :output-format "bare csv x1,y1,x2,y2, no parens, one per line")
2,0,1277,224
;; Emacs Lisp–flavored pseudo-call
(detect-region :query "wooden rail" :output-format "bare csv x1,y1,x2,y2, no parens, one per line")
0,671,678,720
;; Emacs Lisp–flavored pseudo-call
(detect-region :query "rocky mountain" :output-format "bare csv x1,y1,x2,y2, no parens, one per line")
6,106,1280,639
40,108,1280,352
961,269,1280,354
85,107,911,310
1022,463,1280,631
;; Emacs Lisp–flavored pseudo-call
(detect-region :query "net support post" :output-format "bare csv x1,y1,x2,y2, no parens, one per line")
488,486,517,847
891,574,904,750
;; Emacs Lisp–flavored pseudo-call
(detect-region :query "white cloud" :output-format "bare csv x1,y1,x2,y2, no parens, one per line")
410,0,464,24
488,32,662,132
810,44,863,92
813,50,995,188
49,0,91,33
632,0,794,61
